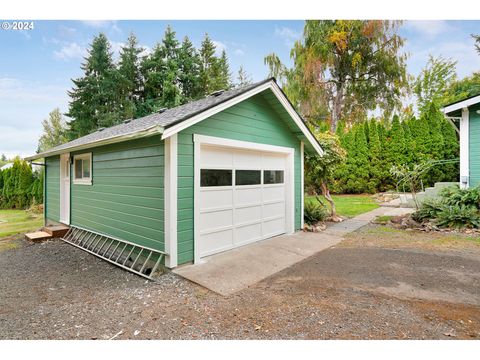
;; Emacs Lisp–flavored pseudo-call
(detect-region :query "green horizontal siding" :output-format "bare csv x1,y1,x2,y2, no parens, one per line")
470,104,480,187
45,155,60,222
176,92,302,265
70,136,165,252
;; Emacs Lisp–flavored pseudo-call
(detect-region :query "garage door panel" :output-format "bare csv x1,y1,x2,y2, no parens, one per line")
263,201,285,218
235,205,262,224
262,153,286,169
263,186,285,202
235,222,262,245
201,146,233,167
198,144,289,259
200,189,232,209
199,209,232,232
234,149,262,169
234,187,261,206
263,216,285,238
200,228,233,257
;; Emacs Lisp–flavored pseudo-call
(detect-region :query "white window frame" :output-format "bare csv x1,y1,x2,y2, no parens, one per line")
73,153,92,185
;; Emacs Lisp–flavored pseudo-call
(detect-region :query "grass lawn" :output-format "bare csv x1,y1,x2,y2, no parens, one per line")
0,210,44,239
305,194,379,218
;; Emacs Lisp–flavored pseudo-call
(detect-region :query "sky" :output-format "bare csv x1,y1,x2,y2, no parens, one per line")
1,20,479,158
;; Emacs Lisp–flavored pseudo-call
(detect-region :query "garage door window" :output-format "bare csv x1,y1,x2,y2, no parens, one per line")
235,170,261,186
264,170,284,184
201,169,232,187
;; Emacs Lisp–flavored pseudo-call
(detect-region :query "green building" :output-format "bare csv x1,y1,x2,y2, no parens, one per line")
26,78,323,269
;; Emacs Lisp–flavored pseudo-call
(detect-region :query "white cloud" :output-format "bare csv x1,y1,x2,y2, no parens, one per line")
53,42,87,60
212,40,227,55
234,48,245,56
109,40,124,60
0,78,69,156
139,45,152,57
405,20,453,38
82,20,122,33
82,20,111,28
405,38,480,78
274,26,302,47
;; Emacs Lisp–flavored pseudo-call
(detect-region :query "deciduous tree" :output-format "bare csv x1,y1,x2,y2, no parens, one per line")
37,108,68,153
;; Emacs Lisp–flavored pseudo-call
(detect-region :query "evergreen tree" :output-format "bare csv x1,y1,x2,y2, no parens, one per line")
236,65,252,88
199,33,218,96
178,36,202,102
67,33,119,138
367,120,382,191
213,50,231,91
351,124,370,193
140,26,183,113
440,117,460,182
117,33,144,119
159,26,182,108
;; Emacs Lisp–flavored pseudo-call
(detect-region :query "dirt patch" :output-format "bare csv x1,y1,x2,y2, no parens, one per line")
342,223,480,254
0,233,479,339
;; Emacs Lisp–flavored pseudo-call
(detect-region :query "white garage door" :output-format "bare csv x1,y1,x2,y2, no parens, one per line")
198,145,288,258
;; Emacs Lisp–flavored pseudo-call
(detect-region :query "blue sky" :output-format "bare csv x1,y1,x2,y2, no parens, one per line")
1,20,480,158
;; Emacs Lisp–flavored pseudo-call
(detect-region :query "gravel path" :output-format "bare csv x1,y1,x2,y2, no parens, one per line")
1,232,479,339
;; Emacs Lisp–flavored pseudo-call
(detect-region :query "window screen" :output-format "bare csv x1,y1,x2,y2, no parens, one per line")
235,170,261,185
201,169,232,187
264,170,284,184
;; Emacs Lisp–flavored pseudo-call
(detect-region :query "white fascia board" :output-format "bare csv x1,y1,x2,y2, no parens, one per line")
442,95,480,114
162,80,324,157
269,82,324,156
25,125,164,161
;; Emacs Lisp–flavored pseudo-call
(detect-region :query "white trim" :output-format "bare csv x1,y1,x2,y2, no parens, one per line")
443,95,480,114
72,153,92,185
460,107,470,189
300,141,304,229
164,134,178,268
162,80,323,156
194,134,295,154
193,134,295,264
25,125,163,161
59,153,70,225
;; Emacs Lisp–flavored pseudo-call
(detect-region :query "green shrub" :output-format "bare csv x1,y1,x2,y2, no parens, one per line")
439,185,480,209
435,205,480,229
411,199,444,222
304,200,328,225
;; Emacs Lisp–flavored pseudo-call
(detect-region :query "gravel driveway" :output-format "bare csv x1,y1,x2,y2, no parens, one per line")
1,228,479,339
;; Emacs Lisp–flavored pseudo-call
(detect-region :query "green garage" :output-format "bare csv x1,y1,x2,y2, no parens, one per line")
26,78,323,273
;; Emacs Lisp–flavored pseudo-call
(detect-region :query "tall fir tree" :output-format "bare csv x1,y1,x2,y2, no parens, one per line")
213,50,231,91
117,33,144,119
199,33,217,96
67,33,119,138
178,36,202,102
160,26,182,108
236,65,252,88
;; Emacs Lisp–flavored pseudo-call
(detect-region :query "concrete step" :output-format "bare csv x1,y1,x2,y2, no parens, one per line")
43,225,69,238
25,231,52,242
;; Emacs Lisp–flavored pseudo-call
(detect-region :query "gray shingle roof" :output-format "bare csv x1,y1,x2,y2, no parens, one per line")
27,79,272,160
